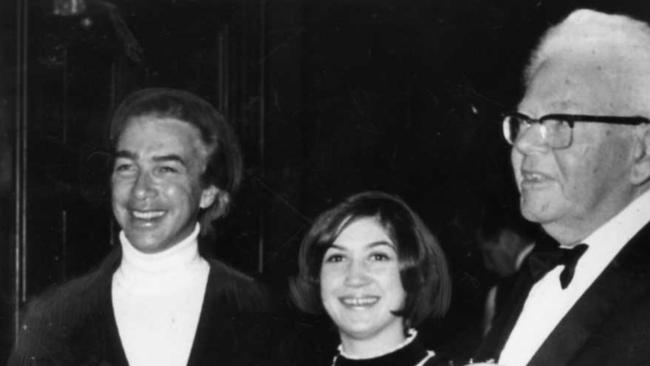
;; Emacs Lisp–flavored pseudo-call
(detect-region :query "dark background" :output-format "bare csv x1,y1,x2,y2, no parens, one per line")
2,0,649,363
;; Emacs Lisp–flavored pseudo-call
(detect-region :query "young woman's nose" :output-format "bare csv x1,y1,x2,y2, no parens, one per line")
343,260,371,287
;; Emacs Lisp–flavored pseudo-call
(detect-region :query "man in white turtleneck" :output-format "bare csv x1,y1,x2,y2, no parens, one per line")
10,88,270,366
111,226,209,365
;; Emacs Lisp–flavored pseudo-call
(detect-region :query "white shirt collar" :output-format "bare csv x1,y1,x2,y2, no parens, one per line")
339,329,417,360
119,224,201,273
116,224,206,293
571,189,650,286
581,188,650,250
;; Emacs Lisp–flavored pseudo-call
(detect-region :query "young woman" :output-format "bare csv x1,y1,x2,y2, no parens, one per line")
292,191,451,366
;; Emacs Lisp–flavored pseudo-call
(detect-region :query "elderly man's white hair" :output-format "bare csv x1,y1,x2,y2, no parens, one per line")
525,9,650,113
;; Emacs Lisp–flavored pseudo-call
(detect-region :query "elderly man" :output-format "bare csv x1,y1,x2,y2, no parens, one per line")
9,88,270,365
475,9,650,366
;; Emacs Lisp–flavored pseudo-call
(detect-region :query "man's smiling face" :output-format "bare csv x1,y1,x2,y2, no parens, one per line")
111,115,217,253
511,57,637,244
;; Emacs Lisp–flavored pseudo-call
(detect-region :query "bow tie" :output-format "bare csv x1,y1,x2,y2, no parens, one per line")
527,244,588,289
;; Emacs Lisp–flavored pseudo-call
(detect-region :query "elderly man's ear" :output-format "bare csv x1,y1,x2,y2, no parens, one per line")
630,125,650,185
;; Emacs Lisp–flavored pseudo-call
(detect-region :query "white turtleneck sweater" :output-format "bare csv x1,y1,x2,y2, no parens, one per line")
112,224,210,366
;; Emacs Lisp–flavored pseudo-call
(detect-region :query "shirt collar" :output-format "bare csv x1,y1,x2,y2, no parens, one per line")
119,224,202,273
565,189,650,289
338,329,417,360
582,189,650,250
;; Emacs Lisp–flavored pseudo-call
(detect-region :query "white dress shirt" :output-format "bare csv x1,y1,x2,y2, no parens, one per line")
499,189,650,366
112,224,210,366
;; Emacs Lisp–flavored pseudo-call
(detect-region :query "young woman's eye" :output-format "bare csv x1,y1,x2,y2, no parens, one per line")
370,252,391,261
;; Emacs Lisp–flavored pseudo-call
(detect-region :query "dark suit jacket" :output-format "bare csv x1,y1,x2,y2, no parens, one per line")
476,222,650,365
8,247,272,366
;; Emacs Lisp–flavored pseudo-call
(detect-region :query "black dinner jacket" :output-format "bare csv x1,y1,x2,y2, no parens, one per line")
475,221,650,365
8,246,272,366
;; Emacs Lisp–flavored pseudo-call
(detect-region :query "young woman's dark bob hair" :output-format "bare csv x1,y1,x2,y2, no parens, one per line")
291,191,451,329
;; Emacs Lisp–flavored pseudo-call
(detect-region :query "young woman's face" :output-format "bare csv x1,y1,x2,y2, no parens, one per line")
320,217,406,347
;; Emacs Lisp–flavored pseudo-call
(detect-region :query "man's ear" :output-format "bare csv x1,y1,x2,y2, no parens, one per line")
199,185,219,209
630,125,650,185
214,190,231,216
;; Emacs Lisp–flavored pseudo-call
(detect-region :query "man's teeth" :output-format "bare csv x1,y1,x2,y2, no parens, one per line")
132,211,165,219
341,297,379,306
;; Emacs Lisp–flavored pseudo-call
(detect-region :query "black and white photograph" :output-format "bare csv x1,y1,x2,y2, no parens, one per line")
2,0,650,365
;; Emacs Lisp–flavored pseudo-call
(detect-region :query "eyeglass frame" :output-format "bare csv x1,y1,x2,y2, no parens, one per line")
502,112,650,149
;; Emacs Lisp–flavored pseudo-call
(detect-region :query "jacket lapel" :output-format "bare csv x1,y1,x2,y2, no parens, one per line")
475,269,537,361
187,260,252,366
475,234,561,362
97,247,130,366
186,262,219,366
528,222,650,366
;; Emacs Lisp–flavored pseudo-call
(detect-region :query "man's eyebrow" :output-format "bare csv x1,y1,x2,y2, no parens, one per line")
114,150,136,159
113,151,187,167
152,154,187,167
328,243,344,250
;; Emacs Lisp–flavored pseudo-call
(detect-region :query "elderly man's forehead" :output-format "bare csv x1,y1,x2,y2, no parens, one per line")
527,10,650,79
523,10,650,114
527,59,649,118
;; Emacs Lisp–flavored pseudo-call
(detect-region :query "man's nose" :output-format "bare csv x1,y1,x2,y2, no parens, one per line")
513,124,550,154
132,171,157,200
344,260,371,287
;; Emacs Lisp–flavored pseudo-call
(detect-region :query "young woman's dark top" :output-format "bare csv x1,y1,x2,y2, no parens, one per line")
331,332,441,366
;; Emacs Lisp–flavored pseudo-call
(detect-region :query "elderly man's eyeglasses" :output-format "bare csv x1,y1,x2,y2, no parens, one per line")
502,112,650,149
